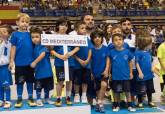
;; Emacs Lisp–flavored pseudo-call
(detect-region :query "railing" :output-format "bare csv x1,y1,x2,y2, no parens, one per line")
21,9,165,17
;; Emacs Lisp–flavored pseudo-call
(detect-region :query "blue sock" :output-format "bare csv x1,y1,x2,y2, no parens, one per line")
44,89,49,99
0,86,4,101
26,83,33,99
4,86,11,101
36,89,42,99
17,84,23,99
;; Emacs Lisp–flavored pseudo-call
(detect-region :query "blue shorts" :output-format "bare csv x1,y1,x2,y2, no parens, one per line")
137,78,155,95
0,65,12,87
73,68,91,85
56,67,74,81
112,80,130,93
15,66,35,84
35,77,54,91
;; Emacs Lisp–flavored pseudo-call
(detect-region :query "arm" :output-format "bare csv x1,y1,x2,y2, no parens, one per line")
9,45,16,70
30,52,46,68
66,47,80,57
50,50,67,61
74,49,92,67
158,58,165,72
102,56,110,78
129,60,133,79
152,65,160,77
136,62,144,79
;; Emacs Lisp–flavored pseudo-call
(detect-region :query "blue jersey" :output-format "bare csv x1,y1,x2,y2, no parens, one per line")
54,46,75,67
74,39,93,69
10,31,33,66
109,49,133,80
91,45,109,80
108,42,129,51
135,50,154,81
33,44,53,79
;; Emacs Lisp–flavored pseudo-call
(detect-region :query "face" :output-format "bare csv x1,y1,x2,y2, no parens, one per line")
106,24,112,34
113,36,124,49
31,33,41,45
93,36,102,47
121,20,132,35
58,23,68,34
111,28,122,35
83,15,94,29
77,24,86,35
0,27,9,40
16,17,30,31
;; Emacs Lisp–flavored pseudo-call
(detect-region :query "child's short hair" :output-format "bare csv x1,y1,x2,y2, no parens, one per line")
30,26,42,34
120,18,131,24
136,29,152,50
56,17,70,32
90,29,104,45
111,33,123,42
111,24,123,35
16,13,30,22
0,24,13,35
74,21,86,31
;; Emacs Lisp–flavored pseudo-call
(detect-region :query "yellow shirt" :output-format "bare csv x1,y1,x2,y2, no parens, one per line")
157,42,165,75
155,63,164,83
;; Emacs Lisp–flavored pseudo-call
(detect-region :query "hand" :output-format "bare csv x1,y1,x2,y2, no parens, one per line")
30,62,36,68
60,54,68,61
130,73,133,79
91,74,94,81
65,52,72,58
139,72,144,79
8,62,14,71
102,69,109,78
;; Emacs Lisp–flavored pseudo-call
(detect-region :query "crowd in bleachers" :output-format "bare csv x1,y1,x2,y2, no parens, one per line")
20,0,165,11
19,0,165,17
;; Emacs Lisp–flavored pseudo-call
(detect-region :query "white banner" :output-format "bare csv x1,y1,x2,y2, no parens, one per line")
41,34,88,46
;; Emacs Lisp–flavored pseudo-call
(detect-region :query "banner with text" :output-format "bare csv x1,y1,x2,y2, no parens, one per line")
41,34,88,46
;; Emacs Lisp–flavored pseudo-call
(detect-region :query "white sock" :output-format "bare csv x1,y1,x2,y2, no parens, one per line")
82,92,86,97
66,91,71,97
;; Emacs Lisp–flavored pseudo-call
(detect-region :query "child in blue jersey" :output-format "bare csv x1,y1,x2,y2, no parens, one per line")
50,17,80,107
72,21,92,103
90,29,110,113
109,33,136,112
0,25,13,108
135,30,156,108
30,27,54,106
9,13,36,108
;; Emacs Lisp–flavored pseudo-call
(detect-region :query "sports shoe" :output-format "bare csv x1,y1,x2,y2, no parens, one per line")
4,101,12,109
36,99,44,107
81,95,88,104
128,106,136,112
43,98,54,105
28,98,36,107
66,96,72,105
148,102,156,108
99,106,105,113
137,103,144,109
55,98,62,107
15,99,23,108
112,106,120,112
95,104,99,112
0,100,4,107
74,95,80,103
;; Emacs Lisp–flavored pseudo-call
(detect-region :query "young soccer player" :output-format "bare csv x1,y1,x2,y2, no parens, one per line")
109,33,136,112
135,30,156,108
30,27,54,106
9,13,36,108
0,25,13,108
90,29,110,113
